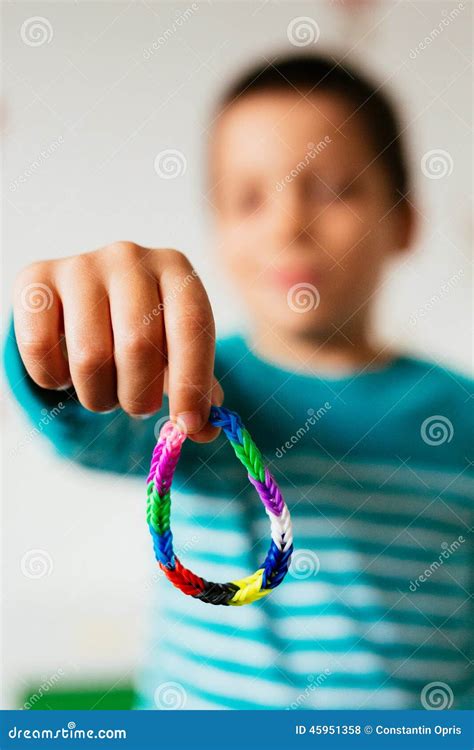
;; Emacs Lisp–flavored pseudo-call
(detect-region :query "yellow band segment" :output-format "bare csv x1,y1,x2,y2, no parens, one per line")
228,568,272,606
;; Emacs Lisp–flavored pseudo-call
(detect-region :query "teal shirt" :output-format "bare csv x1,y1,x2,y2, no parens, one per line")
4,323,474,709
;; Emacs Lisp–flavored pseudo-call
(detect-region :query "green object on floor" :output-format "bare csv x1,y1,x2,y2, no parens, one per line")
21,684,136,710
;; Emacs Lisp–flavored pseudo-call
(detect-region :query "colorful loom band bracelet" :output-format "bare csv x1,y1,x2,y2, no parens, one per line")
146,406,294,606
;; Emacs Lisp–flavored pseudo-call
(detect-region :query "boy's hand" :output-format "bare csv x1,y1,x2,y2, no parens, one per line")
13,242,223,442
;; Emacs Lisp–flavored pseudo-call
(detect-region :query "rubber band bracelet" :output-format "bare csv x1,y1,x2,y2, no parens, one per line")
146,406,294,606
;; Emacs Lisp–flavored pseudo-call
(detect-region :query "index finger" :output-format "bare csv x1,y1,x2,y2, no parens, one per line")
157,252,217,437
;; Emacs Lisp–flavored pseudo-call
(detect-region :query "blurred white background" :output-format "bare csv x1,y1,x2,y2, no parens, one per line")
1,0,472,708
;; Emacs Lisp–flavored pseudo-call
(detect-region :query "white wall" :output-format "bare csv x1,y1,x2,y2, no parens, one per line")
1,0,472,708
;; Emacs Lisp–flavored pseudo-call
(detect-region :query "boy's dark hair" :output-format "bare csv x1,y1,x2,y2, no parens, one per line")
217,53,410,198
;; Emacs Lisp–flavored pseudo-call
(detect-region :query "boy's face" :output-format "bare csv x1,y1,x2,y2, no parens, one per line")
210,91,412,341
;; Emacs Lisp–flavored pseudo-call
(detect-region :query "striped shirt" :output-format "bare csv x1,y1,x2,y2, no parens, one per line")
4,327,474,710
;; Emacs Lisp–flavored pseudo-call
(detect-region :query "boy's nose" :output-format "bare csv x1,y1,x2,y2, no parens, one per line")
271,183,312,245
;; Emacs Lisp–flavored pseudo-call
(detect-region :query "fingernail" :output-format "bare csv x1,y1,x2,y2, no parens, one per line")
211,381,224,406
101,405,120,414
53,380,73,391
177,411,203,434
130,412,156,420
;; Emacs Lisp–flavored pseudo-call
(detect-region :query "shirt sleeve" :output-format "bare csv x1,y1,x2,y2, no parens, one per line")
3,315,162,476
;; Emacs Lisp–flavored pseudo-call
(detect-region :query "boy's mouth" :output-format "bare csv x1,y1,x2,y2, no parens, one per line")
268,267,322,290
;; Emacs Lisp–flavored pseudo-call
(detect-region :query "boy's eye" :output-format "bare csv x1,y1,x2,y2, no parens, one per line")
305,176,359,203
337,181,359,199
234,187,265,215
305,179,336,203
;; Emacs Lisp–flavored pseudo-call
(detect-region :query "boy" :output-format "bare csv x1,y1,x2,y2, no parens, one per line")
5,54,473,710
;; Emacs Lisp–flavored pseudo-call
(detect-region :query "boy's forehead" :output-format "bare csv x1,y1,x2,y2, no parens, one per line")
211,90,363,173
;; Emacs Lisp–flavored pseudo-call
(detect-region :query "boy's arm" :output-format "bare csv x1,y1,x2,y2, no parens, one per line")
4,316,161,475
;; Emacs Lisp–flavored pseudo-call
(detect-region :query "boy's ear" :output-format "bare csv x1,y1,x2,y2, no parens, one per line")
394,197,418,253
